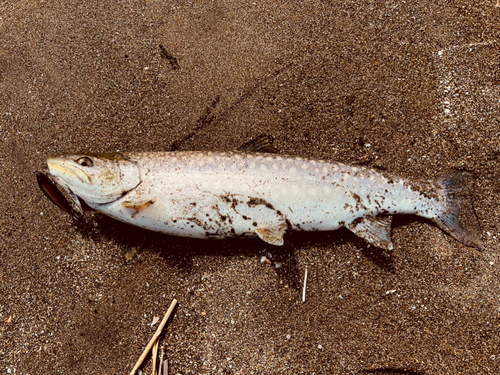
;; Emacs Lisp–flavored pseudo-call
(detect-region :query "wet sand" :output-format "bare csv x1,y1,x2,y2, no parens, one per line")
1,1,500,374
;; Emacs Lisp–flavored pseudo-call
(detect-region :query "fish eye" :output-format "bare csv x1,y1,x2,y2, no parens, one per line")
77,157,93,167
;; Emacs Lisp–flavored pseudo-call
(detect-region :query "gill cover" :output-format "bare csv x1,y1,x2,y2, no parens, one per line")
47,153,141,204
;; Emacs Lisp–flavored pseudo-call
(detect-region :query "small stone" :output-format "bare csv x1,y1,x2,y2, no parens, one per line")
125,246,140,260
286,334,291,340
318,344,323,349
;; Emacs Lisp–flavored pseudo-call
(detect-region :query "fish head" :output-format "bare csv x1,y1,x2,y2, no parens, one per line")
46,153,141,205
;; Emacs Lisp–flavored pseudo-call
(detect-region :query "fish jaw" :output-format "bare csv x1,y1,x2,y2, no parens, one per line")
35,170,84,220
46,154,142,205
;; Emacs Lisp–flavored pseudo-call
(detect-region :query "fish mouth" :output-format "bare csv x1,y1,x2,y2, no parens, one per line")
47,157,91,184
35,170,84,220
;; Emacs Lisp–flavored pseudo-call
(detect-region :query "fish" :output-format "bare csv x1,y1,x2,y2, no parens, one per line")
40,139,483,250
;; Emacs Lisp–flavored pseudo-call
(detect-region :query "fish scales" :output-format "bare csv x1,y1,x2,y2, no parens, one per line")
43,150,483,250
123,151,437,228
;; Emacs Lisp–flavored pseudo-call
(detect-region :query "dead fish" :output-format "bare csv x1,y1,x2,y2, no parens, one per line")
40,139,483,250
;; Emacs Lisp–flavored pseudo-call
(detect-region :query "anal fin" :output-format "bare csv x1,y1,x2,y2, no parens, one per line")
348,216,394,250
255,223,287,246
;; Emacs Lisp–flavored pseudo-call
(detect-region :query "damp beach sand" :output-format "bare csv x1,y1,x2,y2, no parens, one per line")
1,1,500,374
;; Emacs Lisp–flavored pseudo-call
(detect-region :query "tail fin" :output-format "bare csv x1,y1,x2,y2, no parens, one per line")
433,171,484,249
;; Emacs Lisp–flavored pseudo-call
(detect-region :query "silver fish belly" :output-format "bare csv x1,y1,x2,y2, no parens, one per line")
45,151,483,250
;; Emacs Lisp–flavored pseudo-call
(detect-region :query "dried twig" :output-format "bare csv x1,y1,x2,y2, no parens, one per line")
163,359,168,375
302,267,308,302
152,338,159,375
129,299,178,375
158,346,164,375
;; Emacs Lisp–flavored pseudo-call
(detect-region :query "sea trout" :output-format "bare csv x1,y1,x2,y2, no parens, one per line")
39,141,483,250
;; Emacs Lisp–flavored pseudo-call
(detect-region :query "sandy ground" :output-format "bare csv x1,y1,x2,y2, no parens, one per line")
1,1,500,374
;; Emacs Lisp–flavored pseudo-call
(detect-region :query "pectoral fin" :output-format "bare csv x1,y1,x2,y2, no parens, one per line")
255,223,287,246
348,216,394,250
122,198,156,218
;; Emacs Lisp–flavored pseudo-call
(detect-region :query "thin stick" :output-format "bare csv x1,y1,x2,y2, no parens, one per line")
163,359,168,375
302,267,308,302
158,346,164,375
152,338,159,375
129,299,178,375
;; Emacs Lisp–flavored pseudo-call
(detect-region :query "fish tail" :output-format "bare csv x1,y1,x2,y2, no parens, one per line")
433,171,484,249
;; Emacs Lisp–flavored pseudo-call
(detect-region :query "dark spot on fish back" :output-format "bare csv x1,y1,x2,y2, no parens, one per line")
220,194,232,203
248,197,265,207
231,199,239,209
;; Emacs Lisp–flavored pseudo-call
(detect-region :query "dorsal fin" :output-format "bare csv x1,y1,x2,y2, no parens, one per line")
238,135,277,154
